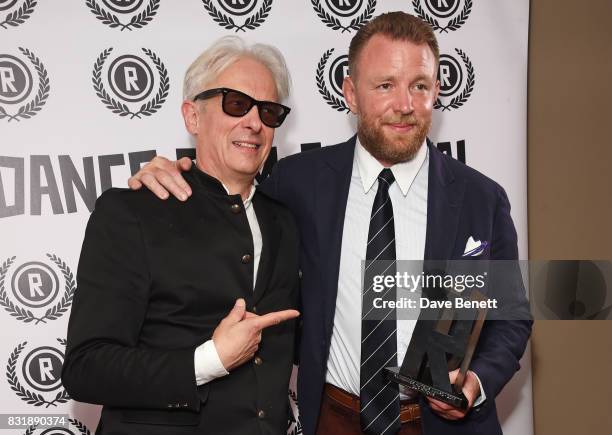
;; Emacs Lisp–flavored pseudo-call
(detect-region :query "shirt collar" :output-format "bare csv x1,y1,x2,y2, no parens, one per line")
218,181,255,209
355,137,428,196
192,162,256,207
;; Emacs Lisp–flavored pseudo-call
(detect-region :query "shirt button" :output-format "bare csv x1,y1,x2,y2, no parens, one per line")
257,410,265,419
241,254,252,264
230,204,241,214
254,356,263,366
252,306,257,313
298,269,303,278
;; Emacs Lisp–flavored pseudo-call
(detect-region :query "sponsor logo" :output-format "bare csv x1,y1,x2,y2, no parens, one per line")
6,339,70,407
311,0,376,33
0,255,75,324
201,0,273,32
316,48,350,113
0,0,38,29
92,47,169,119
412,0,472,33
0,48,49,122
434,48,475,111
86,0,160,31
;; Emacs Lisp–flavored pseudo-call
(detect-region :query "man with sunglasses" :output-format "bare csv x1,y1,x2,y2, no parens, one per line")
62,36,300,435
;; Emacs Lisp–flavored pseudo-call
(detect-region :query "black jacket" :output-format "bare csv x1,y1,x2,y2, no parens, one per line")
62,166,300,435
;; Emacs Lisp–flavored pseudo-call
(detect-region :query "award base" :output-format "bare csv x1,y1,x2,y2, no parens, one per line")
385,367,468,410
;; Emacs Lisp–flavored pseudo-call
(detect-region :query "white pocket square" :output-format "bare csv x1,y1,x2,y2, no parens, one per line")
462,236,488,257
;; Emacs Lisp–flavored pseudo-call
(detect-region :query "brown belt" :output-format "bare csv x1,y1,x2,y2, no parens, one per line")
324,383,420,424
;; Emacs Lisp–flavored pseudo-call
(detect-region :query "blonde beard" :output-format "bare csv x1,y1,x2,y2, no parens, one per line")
357,116,430,164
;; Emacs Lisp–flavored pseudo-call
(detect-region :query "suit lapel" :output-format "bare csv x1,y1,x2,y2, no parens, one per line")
252,195,280,305
424,140,465,261
315,136,356,334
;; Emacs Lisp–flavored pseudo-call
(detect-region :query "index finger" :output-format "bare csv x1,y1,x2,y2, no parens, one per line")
253,309,300,330
154,169,190,202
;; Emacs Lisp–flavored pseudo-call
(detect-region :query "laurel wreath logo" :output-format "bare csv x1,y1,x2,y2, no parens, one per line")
412,0,472,33
92,47,169,119
311,0,376,33
0,255,75,324
202,0,272,32
6,339,70,408
0,47,49,123
0,0,37,29
434,48,475,111
25,418,89,435
287,388,303,435
316,49,350,113
86,0,160,31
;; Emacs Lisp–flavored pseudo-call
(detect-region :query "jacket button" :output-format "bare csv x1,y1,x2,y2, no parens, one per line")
254,356,263,366
241,254,252,264
257,410,265,419
252,306,257,313
230,204,241,214
298,269,303,278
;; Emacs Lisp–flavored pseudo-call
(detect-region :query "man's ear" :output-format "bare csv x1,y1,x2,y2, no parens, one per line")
343,75,359,114
181,100,199,135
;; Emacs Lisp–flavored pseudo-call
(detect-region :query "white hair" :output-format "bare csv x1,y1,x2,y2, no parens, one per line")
183,36,291,102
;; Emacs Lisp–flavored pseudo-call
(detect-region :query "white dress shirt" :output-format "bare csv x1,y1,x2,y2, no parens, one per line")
325,139,428,397
194,183,262,385
325,139,486,405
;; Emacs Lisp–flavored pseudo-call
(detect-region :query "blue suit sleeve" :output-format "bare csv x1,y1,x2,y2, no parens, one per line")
469,187,532,401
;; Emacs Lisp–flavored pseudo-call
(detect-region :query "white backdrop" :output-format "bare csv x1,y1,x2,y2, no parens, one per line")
0,1,531,434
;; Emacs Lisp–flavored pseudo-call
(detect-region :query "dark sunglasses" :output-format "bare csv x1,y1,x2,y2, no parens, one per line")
192,87,291,128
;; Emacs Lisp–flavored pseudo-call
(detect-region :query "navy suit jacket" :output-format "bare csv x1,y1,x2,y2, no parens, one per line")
259,135,532,435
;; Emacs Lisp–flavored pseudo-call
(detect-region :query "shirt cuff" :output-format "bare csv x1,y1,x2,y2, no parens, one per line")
194,340,229,386
471,371,487,407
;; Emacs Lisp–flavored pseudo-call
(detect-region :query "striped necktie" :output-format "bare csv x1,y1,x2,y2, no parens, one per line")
360,168,401,435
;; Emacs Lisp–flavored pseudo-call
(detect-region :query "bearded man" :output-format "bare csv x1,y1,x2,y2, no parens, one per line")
128,12,531,435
